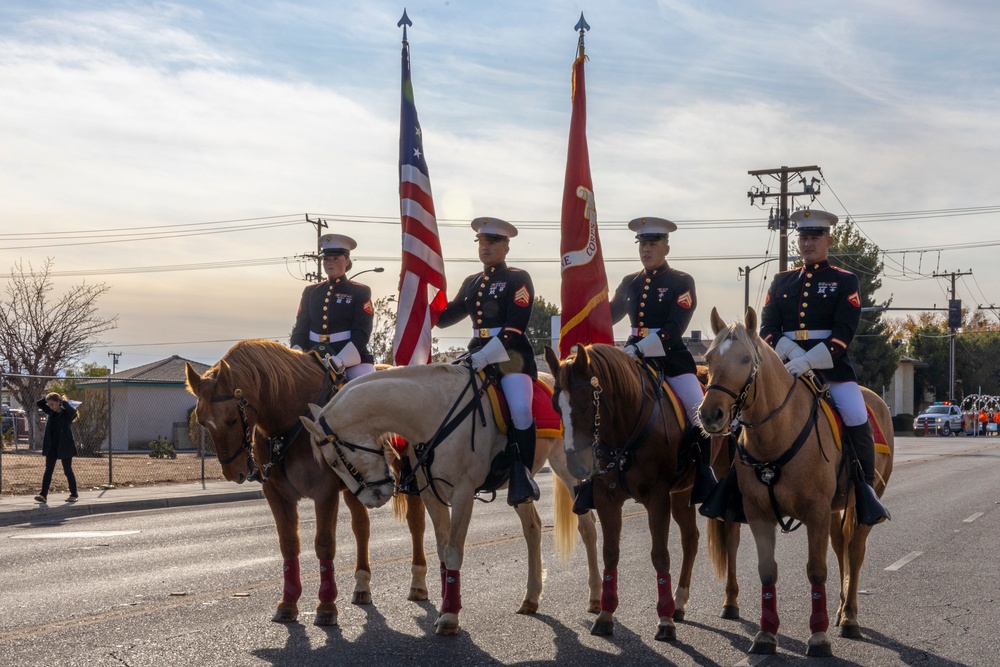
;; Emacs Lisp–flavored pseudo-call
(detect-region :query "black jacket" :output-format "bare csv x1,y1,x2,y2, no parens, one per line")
290,276,375,363
37,399,78,458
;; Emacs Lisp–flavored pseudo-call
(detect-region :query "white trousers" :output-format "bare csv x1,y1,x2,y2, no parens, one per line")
346,363,377,381
826,380,867,426
665,372,705,425
500,373,534,430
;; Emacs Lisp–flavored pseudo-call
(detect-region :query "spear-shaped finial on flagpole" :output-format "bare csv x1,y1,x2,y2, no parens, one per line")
575,12,590,57
398,8,412,42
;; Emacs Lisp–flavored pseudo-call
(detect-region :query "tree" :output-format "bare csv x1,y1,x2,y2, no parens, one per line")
368,296,397,365
903,309,1000,402
526,296,560,355
0,258,117,447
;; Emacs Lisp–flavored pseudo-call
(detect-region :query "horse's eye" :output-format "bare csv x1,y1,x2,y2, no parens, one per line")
225,417,238,427
742,355,751,364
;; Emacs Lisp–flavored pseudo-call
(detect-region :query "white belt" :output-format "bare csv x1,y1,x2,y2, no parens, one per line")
631,327,656,338
474,327,502,339
309,331,351,343
783,329,832,342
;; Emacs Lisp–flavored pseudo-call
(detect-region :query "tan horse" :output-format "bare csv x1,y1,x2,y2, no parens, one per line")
544,344,703,643
698,308,894,657
184,339,428,626
298,361,598,636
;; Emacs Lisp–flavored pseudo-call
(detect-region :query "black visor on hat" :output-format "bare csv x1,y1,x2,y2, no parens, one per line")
477,233,507,242
796,227,828,237
322,248,350,257
635,233,668,242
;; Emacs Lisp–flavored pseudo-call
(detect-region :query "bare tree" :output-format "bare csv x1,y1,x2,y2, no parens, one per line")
0,258,117,448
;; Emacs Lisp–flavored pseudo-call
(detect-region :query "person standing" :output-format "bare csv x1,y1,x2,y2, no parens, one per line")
436,217,539,506
290,233,376,380
34,393,79,504
758,209,890,525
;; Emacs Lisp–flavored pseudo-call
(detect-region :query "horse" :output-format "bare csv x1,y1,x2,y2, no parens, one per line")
543,343,703,642
184,339,429,626
297,361,600,636
698,307,894,657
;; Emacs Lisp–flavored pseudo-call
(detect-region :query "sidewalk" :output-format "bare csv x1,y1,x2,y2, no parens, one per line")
0,480,264,527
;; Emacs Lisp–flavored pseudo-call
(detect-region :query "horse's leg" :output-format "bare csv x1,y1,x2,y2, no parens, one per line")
422,495,452,602
341,489,373,606
724,521,742,619
311,484,342,626
804,512,833,657
404,493,429,601
435,485,476,636
262,483,303,623
668,491,700,623
840,519,871,640
649,490,677,642
829,509,848,627
748,519,779,655
591,489,626,637
513,500,543,614
546,447,601,612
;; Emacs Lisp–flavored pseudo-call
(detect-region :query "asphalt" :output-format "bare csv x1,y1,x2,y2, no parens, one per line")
2,434,998,527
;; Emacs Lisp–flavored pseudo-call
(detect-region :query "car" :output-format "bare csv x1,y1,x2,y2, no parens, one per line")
912,402,962,436
1,405,27,437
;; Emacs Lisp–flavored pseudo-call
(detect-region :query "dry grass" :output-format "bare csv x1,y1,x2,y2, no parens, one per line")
0,450,225,496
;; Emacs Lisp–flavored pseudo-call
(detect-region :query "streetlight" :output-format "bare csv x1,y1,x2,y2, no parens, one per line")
348,267,385,280
738,258,780,314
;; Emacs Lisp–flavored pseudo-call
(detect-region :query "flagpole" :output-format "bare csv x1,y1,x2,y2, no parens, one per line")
398,8,411,42
575,12,589,58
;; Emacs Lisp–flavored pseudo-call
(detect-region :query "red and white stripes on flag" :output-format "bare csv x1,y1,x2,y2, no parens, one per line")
393,34,446,366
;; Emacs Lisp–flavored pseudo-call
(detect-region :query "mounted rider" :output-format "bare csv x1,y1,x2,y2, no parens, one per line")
435,217,540,506
290,233,377,381
608,216,718,505
758,209,890,526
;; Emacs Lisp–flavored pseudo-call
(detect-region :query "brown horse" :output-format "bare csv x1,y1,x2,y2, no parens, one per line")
544,344,702,642
698,308,894,657
184,339,428,626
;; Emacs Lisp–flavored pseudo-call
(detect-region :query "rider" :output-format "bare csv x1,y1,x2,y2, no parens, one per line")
290,233,376,381
609,216,717,504
435,217,540,506
758,209,890,526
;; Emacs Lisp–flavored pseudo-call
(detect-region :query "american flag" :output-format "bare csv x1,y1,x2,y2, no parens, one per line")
393,31,446,366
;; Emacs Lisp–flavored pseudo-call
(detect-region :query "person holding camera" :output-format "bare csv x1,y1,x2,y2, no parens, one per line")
34,392,79,504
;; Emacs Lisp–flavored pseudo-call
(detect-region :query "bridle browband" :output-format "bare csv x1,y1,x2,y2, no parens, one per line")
210,389,254,466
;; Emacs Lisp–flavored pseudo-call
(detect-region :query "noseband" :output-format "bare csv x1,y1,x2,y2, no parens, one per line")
314,414,394,496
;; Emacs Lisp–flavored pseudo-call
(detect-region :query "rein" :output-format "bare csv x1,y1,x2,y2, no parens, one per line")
314,413,394,496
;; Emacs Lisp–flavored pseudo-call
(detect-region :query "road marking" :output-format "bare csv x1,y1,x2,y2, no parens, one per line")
885,551,923,571
963,512,984,523
9,530,141,539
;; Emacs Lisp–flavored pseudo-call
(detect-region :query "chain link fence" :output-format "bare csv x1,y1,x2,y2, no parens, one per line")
1,373,224,496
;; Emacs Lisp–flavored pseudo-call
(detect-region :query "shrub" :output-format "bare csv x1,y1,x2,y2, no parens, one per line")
891,413,913,434
149,436,177,459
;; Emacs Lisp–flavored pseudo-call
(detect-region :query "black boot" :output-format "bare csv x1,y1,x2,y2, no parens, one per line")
689,432,719,505
572,478,595,515
507,423,540,506
698,470,746,523
845,422,890,526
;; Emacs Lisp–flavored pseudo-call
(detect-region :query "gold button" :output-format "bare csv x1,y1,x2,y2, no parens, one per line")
475,301,481,306
803,303,809,308
803,292,809,297
477,292,482,296
805,283,811,287
483,276,489,282
782,294,787,298
800,312,805,317
639,312,644,317
806,273,813,278
477,311,483,316
323,306,328,311
645,278,651,284
640,302,645,307
323,315,328,321
799,323,806,329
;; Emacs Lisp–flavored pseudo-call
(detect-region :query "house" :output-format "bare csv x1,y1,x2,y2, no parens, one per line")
78,356,210,451
883,356,929,417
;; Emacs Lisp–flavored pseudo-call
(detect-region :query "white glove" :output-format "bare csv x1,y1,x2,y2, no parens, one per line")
784,344,833,377
291,344,303,351
325,354,345,374
623,344,639,360
469,350,490,372
774,336,805,362
635,331,666,358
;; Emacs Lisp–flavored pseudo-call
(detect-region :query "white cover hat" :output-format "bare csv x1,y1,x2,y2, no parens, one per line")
627,216,677,239
319,233,357,256
471,217,518,238
790,209,838,234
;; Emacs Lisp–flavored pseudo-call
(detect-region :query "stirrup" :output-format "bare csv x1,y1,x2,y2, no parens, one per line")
572,478,595,515
506,461,540,506
855,482,890,526
690,463,719,505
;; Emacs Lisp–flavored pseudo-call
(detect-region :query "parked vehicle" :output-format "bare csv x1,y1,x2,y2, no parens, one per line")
1,405,28,437
912,402,963,436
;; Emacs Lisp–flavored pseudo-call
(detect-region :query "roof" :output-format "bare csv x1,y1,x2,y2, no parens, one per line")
113,355,210,382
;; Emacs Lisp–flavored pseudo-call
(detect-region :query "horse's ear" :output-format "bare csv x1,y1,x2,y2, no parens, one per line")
307,402,323,419
299,415,325,441
184,362,202,395
571,344,590,373
217,359,233,386
745,307,759,338
710,307,726,336
543,345,561,377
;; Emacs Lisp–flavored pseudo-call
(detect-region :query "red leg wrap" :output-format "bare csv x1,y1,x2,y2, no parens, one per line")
656,574,676,619
601,569,619,614
282,558,302,603
318,559,337,604
809,584,829,634
441,569,462,615
440,561,446,599
760,584,779,634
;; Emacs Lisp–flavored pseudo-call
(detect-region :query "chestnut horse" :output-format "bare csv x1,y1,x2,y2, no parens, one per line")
544,343,703,643
698,308,893,657
184,339,428,626
297,362,598,636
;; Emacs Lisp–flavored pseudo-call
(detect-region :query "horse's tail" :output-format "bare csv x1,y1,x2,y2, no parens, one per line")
392,492,408,522
553,474,578,564
707,519,729,580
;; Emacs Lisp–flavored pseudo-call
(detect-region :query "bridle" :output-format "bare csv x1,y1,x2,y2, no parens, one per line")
312,413,394,497
703,343,761,428
210,389,255,467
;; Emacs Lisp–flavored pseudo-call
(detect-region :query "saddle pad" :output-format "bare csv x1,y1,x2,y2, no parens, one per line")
487,379,564,438
821,402,891,455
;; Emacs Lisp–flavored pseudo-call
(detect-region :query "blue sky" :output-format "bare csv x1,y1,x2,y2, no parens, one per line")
2,1,1000,370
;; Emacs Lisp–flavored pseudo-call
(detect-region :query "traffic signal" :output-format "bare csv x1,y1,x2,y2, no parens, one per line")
948,299,962,330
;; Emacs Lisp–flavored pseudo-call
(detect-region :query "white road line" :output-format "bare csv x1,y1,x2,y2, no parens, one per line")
9,530,141,539
885,551,923,571
963,512,984,523
734,654,771,667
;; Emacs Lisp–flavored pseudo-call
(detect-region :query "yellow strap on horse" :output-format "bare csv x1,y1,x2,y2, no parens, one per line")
801,373,891,455
640,362,687,430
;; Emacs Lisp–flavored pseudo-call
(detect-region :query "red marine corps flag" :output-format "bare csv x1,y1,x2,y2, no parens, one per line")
558,13,613,358
393,11,447,366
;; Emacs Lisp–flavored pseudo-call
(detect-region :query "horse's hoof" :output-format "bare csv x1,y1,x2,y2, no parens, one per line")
672,608,685,623
516,600,539,615
351,590,372,606
806,634,833,657
839,622,863,639
313,611,338,626
435,613,460,636
720,605,741,620
271,603,299,623
654,621,677,642
749,631,777,655
407,587,429,602
590,619,615,636
587,600,602,614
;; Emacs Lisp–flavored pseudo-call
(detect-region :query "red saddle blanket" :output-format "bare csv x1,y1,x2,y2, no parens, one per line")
826,405,890,454
487,379,564,438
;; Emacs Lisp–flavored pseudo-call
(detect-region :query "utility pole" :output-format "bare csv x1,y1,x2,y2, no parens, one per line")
747,165,822,271
933,269,972,402
107,351,122,375
303,215,329,283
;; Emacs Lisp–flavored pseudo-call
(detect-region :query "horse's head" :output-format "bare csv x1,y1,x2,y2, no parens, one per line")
699,307,763,434
299,400,395,509
185,360,255,484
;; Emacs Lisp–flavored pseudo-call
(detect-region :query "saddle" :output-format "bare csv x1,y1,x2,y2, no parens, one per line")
800,374,890,455
484,379,564,439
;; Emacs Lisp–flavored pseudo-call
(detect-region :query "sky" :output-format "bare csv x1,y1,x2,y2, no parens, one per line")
2,0,1000,372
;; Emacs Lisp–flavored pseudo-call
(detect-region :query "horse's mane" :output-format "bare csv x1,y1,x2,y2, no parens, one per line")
581,344,644,405
209,339,320,405
706,320,757,364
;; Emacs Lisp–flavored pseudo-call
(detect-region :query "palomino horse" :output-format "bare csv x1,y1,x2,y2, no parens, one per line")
298,361,599,636
544,343,703,642
698,308,894,657
184,339,428,626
